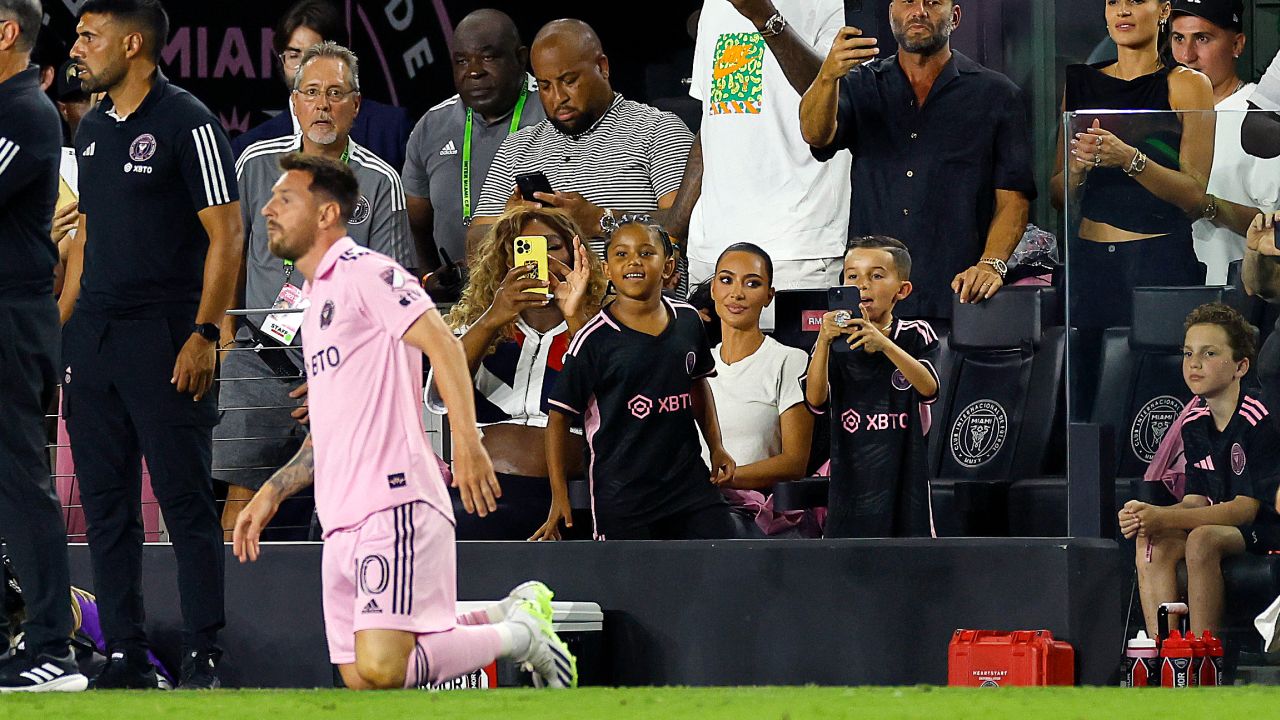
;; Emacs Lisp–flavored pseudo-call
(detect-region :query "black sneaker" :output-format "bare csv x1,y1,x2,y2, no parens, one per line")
0,648,88,693
91,649,157,690
178,649,220,690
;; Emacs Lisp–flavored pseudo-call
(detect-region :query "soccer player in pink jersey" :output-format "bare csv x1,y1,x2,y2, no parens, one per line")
232,153,576,690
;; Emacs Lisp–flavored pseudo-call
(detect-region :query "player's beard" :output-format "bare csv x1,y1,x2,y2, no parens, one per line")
76,56,126,94
267,224,313,262
891,14,954,56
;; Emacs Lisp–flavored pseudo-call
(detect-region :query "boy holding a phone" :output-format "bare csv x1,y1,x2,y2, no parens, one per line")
804,235,939,538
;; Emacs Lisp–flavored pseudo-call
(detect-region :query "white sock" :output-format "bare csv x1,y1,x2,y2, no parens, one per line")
494,620,533,659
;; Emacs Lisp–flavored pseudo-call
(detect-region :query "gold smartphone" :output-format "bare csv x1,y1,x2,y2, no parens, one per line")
513,235,549,295
57,175,78,209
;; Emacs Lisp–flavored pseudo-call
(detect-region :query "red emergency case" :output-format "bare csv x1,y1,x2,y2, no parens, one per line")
948,629,1075,686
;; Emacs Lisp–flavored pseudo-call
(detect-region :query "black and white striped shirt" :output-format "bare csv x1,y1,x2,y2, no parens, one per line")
474,93,693,254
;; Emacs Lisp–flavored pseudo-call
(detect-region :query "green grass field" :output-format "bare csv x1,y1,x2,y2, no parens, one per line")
2,686,1278,719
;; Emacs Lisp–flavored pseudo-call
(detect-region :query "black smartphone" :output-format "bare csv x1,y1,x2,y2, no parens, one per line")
827,285,863,354
516,171,554,201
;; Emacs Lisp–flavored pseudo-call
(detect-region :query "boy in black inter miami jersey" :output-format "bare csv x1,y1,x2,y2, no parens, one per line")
538,220,737,541
805,236,940,538
1121,303,1280,639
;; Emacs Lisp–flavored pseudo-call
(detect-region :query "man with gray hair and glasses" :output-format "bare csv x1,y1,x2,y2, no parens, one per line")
0,0,86,693
219,41,414,536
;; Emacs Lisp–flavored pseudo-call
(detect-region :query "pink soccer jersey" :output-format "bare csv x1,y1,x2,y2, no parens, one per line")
300,237,452,535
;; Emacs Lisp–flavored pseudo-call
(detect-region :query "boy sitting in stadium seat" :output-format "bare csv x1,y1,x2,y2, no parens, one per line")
1121,303,1280,638
804,236,939,538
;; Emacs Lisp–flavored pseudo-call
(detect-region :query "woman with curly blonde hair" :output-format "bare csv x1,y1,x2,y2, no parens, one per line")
434,206,605,539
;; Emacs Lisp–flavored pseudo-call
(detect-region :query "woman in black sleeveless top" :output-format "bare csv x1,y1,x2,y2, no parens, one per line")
1050,0,1215,331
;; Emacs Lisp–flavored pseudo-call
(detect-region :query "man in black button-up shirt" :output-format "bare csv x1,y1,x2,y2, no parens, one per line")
801,0,1035,320
0,0,88,693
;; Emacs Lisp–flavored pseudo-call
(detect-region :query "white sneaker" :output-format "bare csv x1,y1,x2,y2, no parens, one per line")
0,650,88,693
508,599,577,689
486,580,555,623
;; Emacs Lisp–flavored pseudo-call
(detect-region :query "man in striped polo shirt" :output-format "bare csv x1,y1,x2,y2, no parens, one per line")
217,41,414,536
469,19,694,262
59,0,242,689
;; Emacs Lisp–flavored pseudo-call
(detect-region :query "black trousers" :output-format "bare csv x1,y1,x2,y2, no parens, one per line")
598,502,739,540
0,296,73,656
62,310,224,653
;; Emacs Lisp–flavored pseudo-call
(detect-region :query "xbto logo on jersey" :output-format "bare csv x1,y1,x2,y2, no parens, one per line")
950,399,1008,467
841,409,861,434
628,395,653,419
1130,395,1184,463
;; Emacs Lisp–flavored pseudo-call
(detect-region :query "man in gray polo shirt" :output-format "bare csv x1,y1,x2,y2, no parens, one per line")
215,41,413,535
402,9,543,278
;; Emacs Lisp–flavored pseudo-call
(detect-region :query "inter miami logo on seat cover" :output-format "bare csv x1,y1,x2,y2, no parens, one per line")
950,399,1008,468
1130,395,1184,463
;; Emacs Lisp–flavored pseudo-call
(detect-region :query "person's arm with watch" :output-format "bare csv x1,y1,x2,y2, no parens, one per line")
180,202,245,402
951,189,1029,304
727,0,826,95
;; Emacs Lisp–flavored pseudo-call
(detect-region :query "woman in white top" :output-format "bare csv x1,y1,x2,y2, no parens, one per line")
707,243,817,536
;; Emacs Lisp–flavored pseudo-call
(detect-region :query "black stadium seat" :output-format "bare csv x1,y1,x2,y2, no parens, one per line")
1006,285,1248,536
929,287,1065,536
1091,287,1240,488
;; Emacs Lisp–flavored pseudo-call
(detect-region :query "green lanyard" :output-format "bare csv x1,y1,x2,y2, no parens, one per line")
283,139,352,278
462,86,527,223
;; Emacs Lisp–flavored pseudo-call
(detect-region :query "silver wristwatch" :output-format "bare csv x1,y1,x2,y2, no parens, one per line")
979,257,1008,279
599,208,619,235
760,12,787,37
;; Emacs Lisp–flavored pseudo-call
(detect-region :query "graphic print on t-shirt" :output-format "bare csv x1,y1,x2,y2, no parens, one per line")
710,33,764,115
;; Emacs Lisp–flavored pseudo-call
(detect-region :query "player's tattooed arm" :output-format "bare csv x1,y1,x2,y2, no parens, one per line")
264,435,315,500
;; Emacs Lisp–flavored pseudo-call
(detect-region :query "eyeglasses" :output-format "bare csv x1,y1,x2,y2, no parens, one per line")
293,86,358,104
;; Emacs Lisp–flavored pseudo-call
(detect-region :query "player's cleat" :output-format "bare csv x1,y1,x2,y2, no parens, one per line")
178,649,221,690
0,648,88,693
91,649,158,689
487,580,555,624
508,599,577,689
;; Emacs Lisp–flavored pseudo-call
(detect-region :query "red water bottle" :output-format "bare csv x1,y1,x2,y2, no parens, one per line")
1199,631,1224,686
1160,631,1195,687
1188,632,1207,685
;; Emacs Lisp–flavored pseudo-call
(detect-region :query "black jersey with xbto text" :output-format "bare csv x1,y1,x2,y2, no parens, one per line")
807,318,940,538
548,297,725,536
1182,393,1280,537
75,71,237,315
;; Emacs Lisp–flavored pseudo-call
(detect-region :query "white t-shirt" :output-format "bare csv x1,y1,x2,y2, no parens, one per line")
702,335,809,467
688,0,852,266
1195,82,1280,284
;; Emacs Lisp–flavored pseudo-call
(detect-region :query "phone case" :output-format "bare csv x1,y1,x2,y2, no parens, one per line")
513,235,549,295
57,175,78,208
516,172,554,201
827,286,862,353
